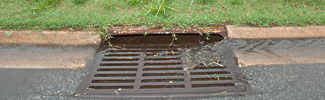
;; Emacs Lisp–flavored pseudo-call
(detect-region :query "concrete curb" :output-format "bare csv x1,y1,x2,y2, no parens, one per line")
0,30,101,46
226,25,325,39
226,25,325,67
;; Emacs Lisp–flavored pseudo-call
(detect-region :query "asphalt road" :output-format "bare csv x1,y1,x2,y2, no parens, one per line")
1,64,324,100
0,39,325,100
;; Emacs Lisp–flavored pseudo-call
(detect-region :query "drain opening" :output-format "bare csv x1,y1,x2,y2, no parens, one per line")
192,84,234,88
100,63,139,66
143,67,183,71
92,80,135,83
140,85,185,89
142,73,184,76
102,58,140,61
141,79,184,83
190,71,230,75
97,68,138,71
191,77,233,81
89,86,134,89
95,74,136,77
103,53,140,56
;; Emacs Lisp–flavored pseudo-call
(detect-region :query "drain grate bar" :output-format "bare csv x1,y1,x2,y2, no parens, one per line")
76,44,248,98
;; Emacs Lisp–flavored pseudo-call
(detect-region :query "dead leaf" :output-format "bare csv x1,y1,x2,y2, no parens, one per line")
115,90,119,95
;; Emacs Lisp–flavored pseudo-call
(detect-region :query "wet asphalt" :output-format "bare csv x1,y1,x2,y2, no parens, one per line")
0,39,325,100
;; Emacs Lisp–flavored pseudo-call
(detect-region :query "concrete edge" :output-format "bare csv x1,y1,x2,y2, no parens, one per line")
226,25,325,39
0,30,101,46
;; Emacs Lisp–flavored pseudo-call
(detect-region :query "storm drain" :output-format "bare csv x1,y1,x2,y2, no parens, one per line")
76,45,249,98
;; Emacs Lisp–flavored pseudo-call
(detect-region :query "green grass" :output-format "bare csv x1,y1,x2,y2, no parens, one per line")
0,0,324,30
4,33,12,37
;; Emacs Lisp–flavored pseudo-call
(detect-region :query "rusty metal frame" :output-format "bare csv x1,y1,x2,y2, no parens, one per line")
105,27,227,38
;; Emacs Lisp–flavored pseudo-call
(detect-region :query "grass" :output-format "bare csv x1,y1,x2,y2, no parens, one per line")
0,0,324,30
4,33,12,37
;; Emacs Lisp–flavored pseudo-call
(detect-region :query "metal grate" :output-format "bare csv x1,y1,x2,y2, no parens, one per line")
76,45,249,98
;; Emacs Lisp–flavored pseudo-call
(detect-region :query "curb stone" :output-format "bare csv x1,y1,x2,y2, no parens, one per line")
0,30,101,46
226,25,325,39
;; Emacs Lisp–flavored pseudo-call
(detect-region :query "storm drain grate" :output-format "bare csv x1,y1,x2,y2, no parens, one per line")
76,45,248,98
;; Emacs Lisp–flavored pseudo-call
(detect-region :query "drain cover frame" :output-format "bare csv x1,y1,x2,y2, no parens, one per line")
76,44,249,98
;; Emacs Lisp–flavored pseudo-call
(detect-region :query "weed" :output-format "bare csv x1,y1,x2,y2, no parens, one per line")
205,73,211,81
100,32,114,47
14,40,17,44
251,67,257,72
45,35,48,38
199,33,203,36
144,32,148,36
73,0,86,4
69,28,73,31
104,0,117,9
4,33,12,37
215,91,227,95
194,0,216,4
169,34,178,47
141,0,176,18
41,86,44,91
230,0,241,5
49,40,52,43
207,62,213,66
27,31,33,35
187,54,193,58
29,0,60,12
53,32,57,35
35,36,40,40
40,33,43,35
214,74,220,80
205,32,210,40
181,30,186,33
127,0,147,6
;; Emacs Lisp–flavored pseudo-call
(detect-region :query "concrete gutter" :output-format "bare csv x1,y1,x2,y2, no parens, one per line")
0,30,101,46
226,25,325,67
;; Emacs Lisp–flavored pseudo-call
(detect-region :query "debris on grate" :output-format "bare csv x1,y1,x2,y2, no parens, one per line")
76,43,249,98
